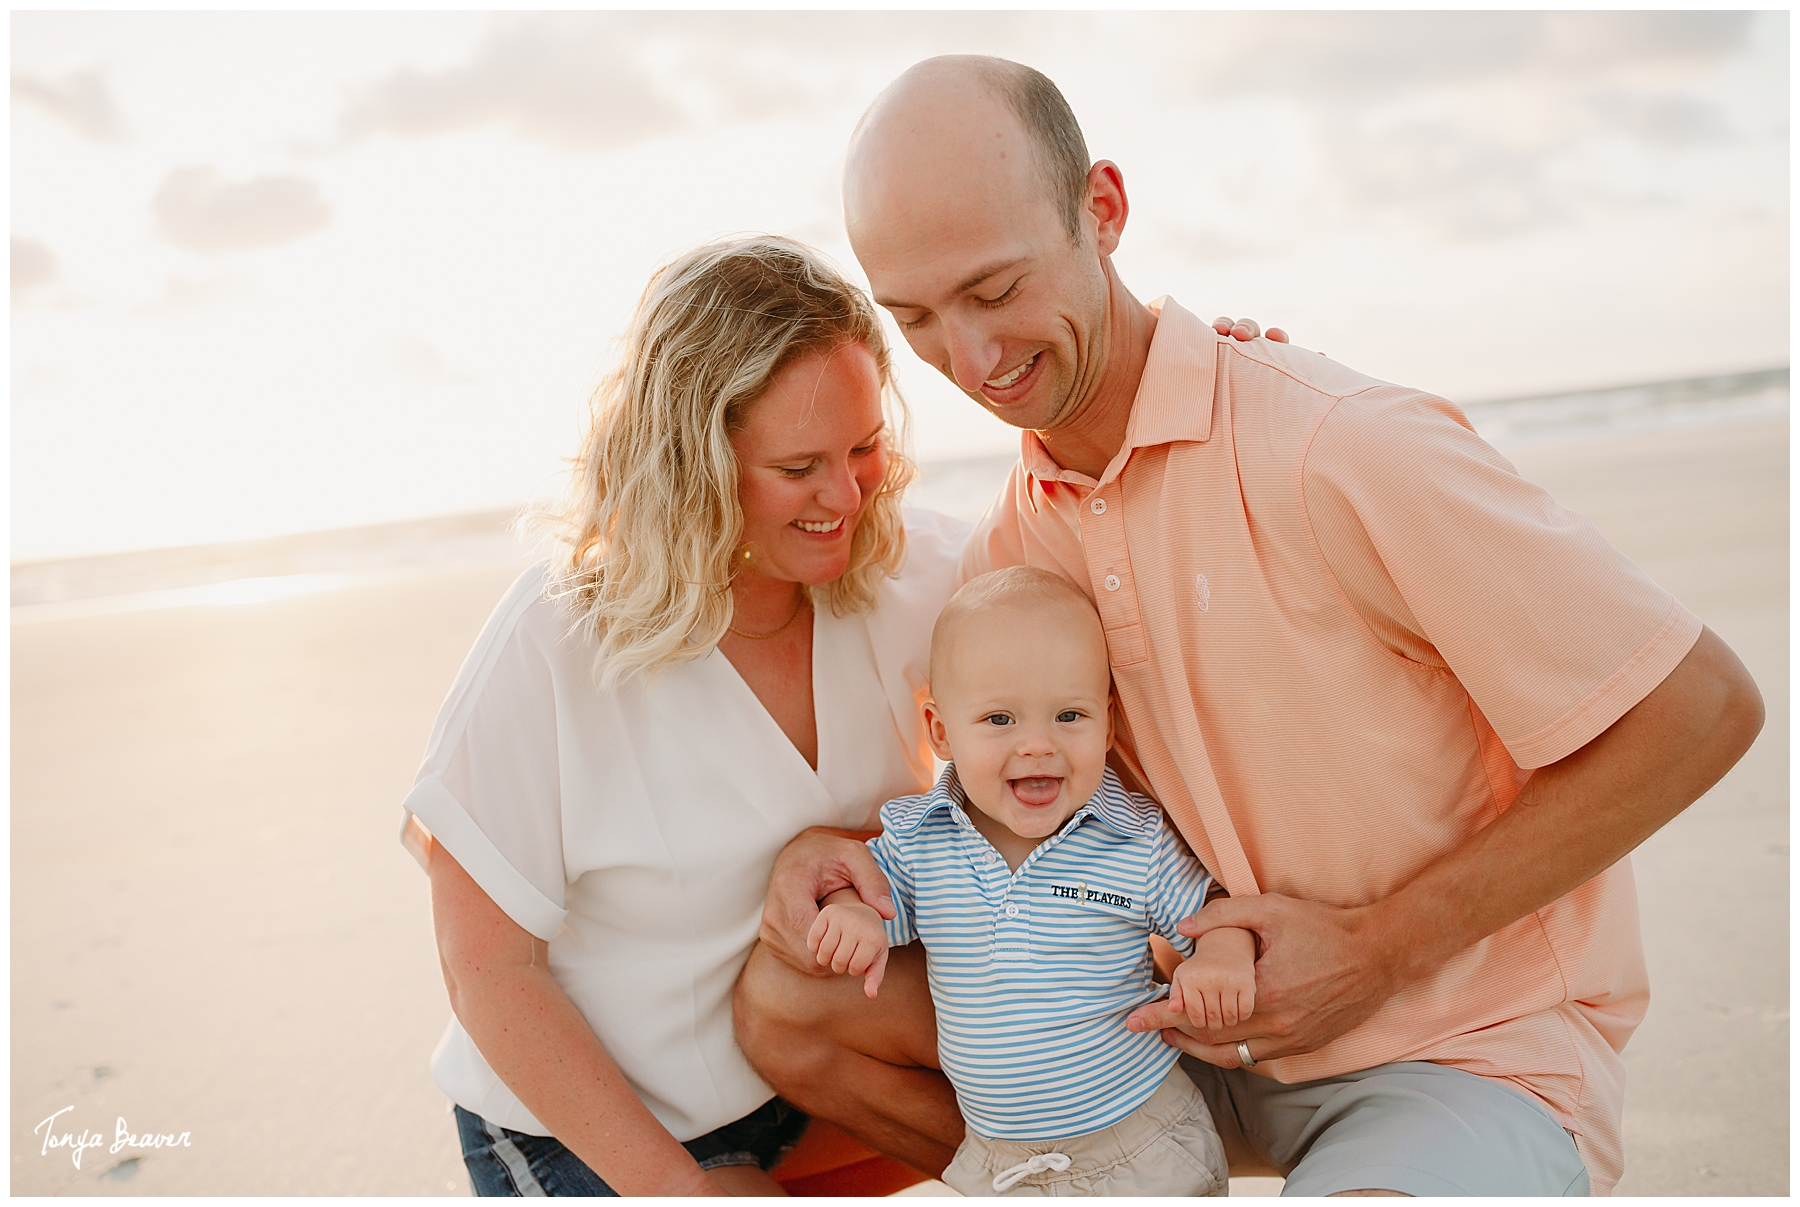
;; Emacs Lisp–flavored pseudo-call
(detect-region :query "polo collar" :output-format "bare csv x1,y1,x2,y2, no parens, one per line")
1020,297,1219,499
894,763,1153,840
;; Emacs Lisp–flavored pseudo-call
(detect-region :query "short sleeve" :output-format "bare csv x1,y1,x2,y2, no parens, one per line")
1303,388,1703,769
400,566,571,940
1144,817,1213,957
866,830,917,948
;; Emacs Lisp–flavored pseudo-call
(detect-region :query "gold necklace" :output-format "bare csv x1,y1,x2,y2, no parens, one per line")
728,593,808,640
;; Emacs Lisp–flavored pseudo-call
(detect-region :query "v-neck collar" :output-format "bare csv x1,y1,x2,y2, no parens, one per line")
702,602,836,796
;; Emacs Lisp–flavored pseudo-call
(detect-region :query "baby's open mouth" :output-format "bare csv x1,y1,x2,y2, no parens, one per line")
1009,776,1063,807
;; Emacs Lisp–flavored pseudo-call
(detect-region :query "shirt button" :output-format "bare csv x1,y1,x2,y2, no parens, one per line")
1104,574,1121,591
981,852,997,865
1005,903,1020,918
1090,497,1107,515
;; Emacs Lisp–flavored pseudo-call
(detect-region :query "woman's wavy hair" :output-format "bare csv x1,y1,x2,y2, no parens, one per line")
536,235,915,687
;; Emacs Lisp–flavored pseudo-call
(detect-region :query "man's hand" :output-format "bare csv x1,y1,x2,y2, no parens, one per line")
1166,925,1257,1032
1129,629,1762,1068
1127,895,1399,1068
806,891,892,999
760,827,896,976
1212,316,1290,344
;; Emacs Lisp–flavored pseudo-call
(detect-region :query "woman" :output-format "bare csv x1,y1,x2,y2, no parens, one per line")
399,236,968,1195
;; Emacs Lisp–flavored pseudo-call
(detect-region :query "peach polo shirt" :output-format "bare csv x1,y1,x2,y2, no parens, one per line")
960,299,1703,1193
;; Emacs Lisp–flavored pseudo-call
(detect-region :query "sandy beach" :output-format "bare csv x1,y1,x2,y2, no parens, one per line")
11,413,1786,1196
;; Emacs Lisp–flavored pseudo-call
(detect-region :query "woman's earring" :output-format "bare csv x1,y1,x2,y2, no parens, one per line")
737,545,754,564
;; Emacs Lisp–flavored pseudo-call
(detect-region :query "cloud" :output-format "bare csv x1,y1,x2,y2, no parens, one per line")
12,68,127,141
1164,11,1755,100
1585,90,1731,149
342,15,689,149
152,167,332,252
1324,120,1571,240
337,12,1054,151
1139,11,1762,245
12,237,58,295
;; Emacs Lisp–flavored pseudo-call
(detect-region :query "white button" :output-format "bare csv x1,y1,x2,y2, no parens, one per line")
1104,574,1120,591
1090,497,1107,515
1005,903,1019,918
982,852,997,865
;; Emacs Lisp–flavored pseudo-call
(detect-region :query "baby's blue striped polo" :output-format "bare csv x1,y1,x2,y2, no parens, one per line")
868,763,1216,1141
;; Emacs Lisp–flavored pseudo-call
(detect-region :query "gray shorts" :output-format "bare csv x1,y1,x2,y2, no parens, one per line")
1179,1056,1592,1197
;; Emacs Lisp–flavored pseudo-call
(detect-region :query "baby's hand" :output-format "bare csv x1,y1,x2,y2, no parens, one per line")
805,893,890,999
1166,926,1257,1032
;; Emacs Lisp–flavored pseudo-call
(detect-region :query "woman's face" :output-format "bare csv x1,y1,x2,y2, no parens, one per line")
729,342,889,588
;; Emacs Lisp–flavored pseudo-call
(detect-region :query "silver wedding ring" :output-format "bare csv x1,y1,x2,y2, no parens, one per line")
1237,1040,1257,1068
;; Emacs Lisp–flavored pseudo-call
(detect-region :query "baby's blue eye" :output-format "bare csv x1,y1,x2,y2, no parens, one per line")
1056,710,1081,723
983,714,1013,727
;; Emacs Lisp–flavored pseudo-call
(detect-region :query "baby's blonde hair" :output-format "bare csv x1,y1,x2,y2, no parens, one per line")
535,236,915,686
929,566,1103,691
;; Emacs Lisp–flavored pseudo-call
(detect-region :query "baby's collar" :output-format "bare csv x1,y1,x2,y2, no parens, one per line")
887,763,1154,839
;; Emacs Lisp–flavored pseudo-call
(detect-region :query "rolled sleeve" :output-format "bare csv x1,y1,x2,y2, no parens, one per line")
399,565,573,939
403,779,569,941
1304,388,1703,768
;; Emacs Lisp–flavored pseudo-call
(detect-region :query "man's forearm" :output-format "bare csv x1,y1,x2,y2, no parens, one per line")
1365,626,1764,983
1134,628,1761,1063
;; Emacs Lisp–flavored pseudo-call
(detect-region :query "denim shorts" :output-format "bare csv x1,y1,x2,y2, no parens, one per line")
454,1098,810,1196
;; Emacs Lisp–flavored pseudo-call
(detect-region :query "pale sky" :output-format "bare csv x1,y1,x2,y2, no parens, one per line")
11,12,1788,560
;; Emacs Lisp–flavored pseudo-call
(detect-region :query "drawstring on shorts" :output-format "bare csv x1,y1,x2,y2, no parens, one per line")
992,1152,1072,1192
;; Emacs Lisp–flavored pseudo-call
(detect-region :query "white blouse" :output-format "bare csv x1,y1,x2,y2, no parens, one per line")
400,510,969,1140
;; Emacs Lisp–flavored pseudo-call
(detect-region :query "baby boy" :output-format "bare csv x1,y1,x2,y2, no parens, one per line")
807,566,1257,1196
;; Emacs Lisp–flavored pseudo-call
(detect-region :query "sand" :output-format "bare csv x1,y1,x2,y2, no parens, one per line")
10,415,1786,1196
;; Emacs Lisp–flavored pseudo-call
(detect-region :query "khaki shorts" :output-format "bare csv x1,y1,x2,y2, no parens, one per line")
1180,1056,1592,1196
941,1063,1227,1197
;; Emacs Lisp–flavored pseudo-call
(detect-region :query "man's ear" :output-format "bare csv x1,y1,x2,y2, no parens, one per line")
1086,160,1129,258
921,695,955,762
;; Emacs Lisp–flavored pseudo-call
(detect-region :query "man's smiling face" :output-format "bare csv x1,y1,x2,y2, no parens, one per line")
843,65,1111,436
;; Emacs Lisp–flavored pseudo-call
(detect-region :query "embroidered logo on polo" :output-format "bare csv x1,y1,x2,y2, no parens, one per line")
1051,882,1133,910
1195,573,1211,612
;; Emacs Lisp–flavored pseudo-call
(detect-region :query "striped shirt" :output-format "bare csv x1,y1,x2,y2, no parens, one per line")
868,763,1215,1140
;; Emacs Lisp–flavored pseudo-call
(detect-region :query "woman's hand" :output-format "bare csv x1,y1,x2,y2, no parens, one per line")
1213,316,1290,344
760,827,896,976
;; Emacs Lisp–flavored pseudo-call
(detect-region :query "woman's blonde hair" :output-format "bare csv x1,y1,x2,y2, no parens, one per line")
538,235,915,686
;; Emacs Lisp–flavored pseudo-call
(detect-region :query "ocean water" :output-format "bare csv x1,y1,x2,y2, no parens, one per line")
11,368,1786,618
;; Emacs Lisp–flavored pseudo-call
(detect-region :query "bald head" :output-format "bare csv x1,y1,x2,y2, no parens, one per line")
846,56,1091,242
929,566,1107,697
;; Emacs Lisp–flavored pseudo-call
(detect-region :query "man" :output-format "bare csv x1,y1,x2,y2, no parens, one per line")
735,56,1763,1195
